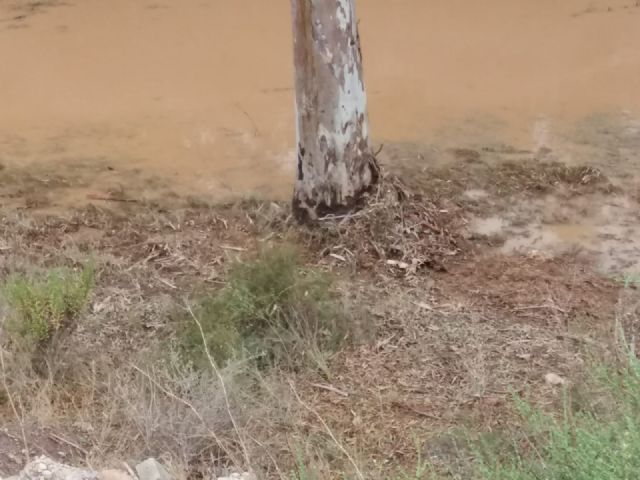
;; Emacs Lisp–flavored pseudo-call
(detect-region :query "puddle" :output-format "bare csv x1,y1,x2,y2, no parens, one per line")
463,189,490,201
1,0,640,201
547,224,597,244
470,192,640,276
500,224,596,253
472,216,506,237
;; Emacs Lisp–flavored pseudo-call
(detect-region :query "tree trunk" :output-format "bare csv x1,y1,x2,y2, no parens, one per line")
290,0,378,222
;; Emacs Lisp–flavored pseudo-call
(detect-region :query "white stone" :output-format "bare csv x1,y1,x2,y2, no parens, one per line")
216,473,256,480
545,372,567,386
135,459,170,480
98,470,132,480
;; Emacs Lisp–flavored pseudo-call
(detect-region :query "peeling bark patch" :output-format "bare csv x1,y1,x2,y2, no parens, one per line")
297,144,305,180
336,0,349,31
319,135,328,154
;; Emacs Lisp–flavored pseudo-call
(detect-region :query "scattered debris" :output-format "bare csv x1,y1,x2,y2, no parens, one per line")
0,156,627,478
86,193,139,204
303,175,462,274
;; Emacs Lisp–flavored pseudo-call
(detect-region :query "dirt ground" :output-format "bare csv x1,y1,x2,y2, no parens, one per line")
0,142,634,478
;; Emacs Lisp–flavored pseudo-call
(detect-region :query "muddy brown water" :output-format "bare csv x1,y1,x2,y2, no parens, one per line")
2,0,640,196
2,0,640,270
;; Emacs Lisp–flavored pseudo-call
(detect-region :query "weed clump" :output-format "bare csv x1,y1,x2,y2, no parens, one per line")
475,356,640,480
3,264,95,348
181,246,347,371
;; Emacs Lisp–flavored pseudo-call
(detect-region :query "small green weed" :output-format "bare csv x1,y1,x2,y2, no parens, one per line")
396,449,431,480
289,448,319,480
475,355,640,479
3,263,95,348
181,246,347,372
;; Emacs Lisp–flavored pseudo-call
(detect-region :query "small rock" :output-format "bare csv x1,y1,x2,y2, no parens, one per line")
216,473,256,480
545,372,567,386
135,459,170,480
98,471,132,480
72,421,94,434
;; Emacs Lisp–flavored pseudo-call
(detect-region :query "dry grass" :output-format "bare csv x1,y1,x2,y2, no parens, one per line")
0,158,628,479
280,286,598,475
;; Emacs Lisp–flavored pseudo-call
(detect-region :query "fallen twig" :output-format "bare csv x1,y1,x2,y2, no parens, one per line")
49,432,88,456
187,304,251,469
86,193,139,203
288,379,364,480
0,328,29,463
310,382,349,397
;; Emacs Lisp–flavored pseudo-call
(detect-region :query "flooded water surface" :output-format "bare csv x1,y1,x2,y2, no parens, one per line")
1,0,640,199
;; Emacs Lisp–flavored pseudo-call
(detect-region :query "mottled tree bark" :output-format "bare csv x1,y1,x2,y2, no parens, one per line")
290,0,378,222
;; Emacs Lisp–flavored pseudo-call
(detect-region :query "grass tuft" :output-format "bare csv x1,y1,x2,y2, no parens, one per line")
181,246,348,372
3,263,95,348
475,354,640,480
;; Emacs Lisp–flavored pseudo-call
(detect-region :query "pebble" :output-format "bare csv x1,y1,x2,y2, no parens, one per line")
135,458,170,480
217,473,256,480
545,372,567,386
98,470,132,480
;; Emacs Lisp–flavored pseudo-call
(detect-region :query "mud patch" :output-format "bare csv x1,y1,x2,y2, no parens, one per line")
383,144,613,206
0,162,189,213
465,189,640,275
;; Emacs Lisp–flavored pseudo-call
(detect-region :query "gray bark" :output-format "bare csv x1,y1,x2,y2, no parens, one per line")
290,0,378,222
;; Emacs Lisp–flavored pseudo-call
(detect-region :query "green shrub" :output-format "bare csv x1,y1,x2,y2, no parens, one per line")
181,246,347,371
475,356,640,480
3,263,95,347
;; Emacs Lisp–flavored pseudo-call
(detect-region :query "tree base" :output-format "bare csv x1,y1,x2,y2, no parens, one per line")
292,154,380,224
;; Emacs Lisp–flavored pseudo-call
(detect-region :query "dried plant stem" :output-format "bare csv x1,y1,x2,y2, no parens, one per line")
130,363,241,467
287,378,364,480
0,342,29,462
187,304,251,469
